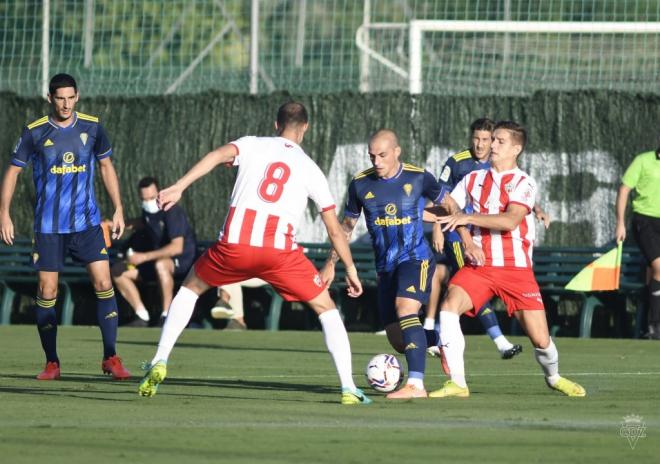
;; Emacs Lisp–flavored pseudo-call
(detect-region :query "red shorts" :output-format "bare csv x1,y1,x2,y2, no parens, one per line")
449,265,544,317
194,242,325,302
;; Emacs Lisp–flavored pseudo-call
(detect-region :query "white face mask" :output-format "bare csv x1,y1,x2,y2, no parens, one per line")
142,199,160,214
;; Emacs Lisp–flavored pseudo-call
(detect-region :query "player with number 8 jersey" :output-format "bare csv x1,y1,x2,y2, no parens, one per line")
219,136,334,251
139,102,372,405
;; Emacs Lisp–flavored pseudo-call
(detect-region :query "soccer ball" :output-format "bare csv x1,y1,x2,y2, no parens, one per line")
365,353,404,393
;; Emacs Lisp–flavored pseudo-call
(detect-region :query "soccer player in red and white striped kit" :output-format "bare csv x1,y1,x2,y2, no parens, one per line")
431,120,586,398
138,101,371,405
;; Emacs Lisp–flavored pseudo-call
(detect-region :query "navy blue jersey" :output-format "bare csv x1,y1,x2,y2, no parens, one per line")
345,163,445,273
142,205,197,264
11,112,112,233
437,149,490,242
437,149,491,191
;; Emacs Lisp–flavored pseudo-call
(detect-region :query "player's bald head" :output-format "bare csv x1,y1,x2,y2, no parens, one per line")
369,129,399,149
368,129,402,179
276,101,308,130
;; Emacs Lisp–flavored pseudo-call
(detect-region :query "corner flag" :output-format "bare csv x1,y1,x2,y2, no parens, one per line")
565,242,623,291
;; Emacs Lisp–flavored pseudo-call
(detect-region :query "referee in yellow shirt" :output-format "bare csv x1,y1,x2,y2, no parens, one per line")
615,146,660,339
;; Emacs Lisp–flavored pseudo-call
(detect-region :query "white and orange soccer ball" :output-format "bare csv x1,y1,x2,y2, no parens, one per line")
365,354,404,393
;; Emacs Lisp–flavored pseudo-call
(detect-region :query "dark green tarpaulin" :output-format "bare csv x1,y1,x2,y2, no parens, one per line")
1,91,658,245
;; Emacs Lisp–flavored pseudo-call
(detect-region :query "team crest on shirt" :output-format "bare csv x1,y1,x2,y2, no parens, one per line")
62,152,75,164
313,274,323,287
439,166,451,182
403,183,413,196
505,182,515,193
385,203,397,215
80,133,88,146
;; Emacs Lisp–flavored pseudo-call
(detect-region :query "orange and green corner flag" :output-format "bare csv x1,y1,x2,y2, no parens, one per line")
565,241,623,291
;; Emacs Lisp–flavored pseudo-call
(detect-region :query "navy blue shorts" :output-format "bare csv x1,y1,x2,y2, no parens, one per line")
33,226,109,272
377,258,435,326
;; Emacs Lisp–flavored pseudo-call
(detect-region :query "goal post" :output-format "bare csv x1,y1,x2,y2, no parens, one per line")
408,20,660,94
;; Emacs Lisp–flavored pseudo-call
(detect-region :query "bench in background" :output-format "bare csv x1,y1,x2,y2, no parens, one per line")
534,245,646,338
0,238,90,325
1,239,648,337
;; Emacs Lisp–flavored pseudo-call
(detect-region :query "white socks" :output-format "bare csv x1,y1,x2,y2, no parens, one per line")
493,335,514,352
135,306,150,322
439,311,467,388
151,286,199,365
319,309,356,391
534,338,560,386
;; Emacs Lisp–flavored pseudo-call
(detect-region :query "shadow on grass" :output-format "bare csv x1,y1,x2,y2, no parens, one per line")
162,376,336,395
0,373,338,403
93,338,376,356
0,380,135,402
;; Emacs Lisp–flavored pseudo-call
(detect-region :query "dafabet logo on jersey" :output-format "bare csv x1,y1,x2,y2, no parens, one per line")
50,152,86,175
374,202,411,227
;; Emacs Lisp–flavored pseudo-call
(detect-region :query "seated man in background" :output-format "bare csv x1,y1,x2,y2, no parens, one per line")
113,177,197,326
211,278,269,330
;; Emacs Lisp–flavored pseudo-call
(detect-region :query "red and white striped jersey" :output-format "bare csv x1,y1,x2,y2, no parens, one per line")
218,136,335,250
450,167,537,268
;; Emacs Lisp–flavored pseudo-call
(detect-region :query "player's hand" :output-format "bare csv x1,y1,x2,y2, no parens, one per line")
0,214,15,245
432,222,444,252
464,242,485,266
345,274,363,298
112,209,125,240
615,223,626,243
534,207,551,229
345,264,363,298
319,262,336,287
127,251,148,266
437,212,470,232
158,185,183,211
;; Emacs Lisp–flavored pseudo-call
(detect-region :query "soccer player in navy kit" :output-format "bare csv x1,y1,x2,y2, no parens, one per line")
0,73,130,380
322,129,445,399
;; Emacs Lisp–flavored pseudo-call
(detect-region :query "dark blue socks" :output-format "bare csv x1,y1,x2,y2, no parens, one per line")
36,296,59,363
96,288,118,359
399,314,427,381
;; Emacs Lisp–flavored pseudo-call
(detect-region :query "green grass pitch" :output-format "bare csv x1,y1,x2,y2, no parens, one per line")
0,326,658,463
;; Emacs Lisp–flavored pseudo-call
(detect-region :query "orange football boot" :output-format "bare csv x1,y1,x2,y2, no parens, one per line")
36,361,61,380
102,355,131,380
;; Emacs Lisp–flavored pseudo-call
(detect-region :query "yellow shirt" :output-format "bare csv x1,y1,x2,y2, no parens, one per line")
621,151,660,218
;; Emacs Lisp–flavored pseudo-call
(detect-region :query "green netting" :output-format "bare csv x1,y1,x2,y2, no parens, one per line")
0,1,658,96
1,90,658,246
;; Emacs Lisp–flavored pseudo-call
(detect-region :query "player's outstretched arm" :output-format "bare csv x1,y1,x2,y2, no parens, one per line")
158,144,238,211
320,211,362,298
98,157,125,239
437,194,484,265
438,203,528,233
0,165,22,245
320,216,357,285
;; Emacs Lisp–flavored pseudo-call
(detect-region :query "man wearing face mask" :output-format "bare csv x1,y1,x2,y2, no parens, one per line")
112,177,197,326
